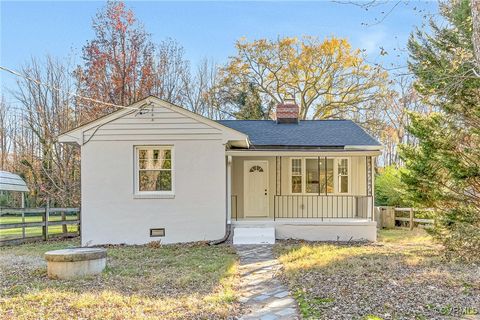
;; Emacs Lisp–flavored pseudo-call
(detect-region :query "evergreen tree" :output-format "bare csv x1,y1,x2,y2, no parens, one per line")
233,83,265,120
401,0,480,260
375,166,410,207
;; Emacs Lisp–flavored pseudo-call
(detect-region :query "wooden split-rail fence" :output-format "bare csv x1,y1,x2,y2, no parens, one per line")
0,207,80,245
375,206,434,229
394,207,435,230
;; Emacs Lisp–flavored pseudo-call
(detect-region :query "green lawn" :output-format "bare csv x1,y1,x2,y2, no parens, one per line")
0,215,79,240
275,229,480,320
0,215,78,224
0,239,240,319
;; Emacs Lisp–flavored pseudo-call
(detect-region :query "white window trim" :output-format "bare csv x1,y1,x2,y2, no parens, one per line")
134,145,175,197
290,157,303,194
336,157,351,195
289,157,351,195
304,157,322,195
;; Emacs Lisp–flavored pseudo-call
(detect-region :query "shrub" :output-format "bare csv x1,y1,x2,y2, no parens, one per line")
375,166,410,207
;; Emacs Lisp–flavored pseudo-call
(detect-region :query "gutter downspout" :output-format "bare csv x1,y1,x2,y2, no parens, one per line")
210,155,233,245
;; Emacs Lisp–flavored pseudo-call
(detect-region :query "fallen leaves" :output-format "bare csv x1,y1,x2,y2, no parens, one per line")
275,229,480,319
0,239,240,319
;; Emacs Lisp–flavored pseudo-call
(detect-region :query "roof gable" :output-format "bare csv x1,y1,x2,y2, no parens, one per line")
58,96,248,146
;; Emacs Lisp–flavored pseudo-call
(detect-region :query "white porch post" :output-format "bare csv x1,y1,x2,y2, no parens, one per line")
371,156,376,220
226,155,232,224
366,156,374,220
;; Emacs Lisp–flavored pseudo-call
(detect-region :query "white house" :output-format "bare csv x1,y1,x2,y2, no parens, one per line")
59,96,381,246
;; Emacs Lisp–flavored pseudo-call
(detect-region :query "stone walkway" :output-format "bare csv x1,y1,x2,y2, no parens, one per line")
235,245,299,320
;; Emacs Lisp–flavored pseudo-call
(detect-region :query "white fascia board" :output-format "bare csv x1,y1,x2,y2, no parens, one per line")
344,145,383,151
57,132,82,144
226,150,382,157
0,183,29,192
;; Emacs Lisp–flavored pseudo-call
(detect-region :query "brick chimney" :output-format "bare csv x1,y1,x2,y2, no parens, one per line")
276,97,299,123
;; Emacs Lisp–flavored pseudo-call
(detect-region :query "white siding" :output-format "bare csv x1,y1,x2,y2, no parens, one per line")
83,107,224,142
79,105,228,245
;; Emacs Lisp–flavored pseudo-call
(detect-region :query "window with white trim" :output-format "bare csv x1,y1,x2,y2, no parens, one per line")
305,159,319,193
320,158,334,194
136,146,173,194
290,158,348,194
291,158,302,193
337,158,349,193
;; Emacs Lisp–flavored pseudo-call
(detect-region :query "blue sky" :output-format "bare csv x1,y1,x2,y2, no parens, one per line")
1,1,439,99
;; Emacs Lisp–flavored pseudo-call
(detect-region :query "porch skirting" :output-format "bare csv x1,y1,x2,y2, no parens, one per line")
232,220,377,242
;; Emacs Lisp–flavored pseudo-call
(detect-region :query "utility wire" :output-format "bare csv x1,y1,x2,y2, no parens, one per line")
0,65,138,110
0,64,236,118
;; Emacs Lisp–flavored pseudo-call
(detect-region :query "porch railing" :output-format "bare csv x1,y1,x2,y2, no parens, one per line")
274,195,373,220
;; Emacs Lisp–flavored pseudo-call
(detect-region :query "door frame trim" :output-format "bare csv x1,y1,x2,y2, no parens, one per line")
243,160,269,218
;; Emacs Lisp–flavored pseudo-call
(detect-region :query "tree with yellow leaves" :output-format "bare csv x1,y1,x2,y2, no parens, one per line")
220,36,387,120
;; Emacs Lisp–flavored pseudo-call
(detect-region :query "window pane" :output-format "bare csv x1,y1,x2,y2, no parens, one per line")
338,159,348,175
337,159,348,193
139,149,156,160
139,171,158,191
249,165,264,172
319,159,334,193
153,149,160,160
161,159,171,169
326,159,334,193
139,158,171,170
163,149,171,160
340,176,348,193
139,149,171,160
291,159,302,176
306,159,319,193
291,158,302,193
139,170,172,191
292,176,302,193
138,149,148,159
158,171,172,191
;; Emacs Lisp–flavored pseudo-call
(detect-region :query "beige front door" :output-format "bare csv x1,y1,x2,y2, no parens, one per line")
244,160,269,217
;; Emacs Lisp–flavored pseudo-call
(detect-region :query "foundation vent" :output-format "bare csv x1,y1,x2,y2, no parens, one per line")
150,228,165,237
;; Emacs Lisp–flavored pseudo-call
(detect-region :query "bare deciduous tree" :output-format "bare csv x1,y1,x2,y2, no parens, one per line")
183,58,233,119
11,57,80,206
472,0,480,74
152,38,190,105
0,98,15,171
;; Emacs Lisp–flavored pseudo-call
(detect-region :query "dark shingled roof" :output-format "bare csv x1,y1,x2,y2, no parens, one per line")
217,120,381,148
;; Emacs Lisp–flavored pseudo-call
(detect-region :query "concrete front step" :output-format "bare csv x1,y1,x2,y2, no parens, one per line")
233,227,276,244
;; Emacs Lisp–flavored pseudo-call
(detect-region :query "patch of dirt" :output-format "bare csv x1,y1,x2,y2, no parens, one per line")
0,253,45,269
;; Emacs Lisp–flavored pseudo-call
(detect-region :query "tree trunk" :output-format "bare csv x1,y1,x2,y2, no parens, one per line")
472,0,480,74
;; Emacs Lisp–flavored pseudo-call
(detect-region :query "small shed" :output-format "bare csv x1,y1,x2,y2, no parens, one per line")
0,171,29,207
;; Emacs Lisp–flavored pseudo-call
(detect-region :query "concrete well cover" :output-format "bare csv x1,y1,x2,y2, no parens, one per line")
45,248,107,262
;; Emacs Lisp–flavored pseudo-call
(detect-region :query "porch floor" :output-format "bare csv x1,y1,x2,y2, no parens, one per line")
232,218,375,226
